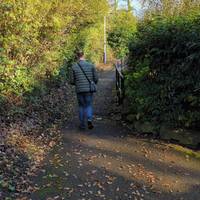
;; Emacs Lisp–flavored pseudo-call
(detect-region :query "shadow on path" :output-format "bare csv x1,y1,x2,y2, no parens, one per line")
30,67,200,200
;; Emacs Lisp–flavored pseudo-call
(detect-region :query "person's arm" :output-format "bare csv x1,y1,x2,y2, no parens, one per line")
92,65,98,84
69,66,75,85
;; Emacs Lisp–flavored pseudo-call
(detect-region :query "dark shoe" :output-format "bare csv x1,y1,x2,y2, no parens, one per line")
88,121,94,129
79,125,86,130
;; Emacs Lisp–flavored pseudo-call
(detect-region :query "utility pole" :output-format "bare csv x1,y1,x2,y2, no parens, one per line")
103,16,107,64
114,0,118,11
127,0,132,12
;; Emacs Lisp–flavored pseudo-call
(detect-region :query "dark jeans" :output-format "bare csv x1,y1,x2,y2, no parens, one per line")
77,92,93,127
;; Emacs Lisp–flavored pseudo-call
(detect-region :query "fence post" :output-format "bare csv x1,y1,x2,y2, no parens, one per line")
115,60,125,105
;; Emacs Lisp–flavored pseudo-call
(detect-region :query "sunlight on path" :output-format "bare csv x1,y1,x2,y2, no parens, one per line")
30,66,200,200
63,123,200,195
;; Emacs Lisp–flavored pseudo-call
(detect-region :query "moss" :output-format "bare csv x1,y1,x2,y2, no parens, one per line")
36,186,56,199
169,144,200,160
36,177,64,199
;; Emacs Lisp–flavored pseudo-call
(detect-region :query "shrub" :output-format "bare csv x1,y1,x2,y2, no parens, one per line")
0,0,108,109
126,11,200,129
108,10,137,59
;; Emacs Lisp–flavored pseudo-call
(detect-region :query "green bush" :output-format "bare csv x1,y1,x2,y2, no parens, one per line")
108,10,137,59
126,11,200,129
73,23,108,64
0,0,108,108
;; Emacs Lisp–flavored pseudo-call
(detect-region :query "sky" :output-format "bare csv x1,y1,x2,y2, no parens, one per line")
118,0,144,16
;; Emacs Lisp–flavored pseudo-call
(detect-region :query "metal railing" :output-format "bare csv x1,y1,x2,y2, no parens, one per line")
115,60,125,105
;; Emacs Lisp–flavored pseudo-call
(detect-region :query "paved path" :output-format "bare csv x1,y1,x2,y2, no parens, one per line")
30,67,200,200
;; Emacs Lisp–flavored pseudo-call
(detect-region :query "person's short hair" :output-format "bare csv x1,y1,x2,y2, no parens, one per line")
76,50,84,58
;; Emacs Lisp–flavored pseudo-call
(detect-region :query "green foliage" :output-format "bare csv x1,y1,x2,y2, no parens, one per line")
0,0,109,107
142,0,200,18
126,11,200,129
108,10,137,58
69,23,106,64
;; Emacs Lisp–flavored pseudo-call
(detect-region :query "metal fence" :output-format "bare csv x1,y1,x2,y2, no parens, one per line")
115,60,125,105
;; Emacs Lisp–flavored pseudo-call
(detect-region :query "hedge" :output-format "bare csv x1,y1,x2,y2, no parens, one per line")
126,11,200,129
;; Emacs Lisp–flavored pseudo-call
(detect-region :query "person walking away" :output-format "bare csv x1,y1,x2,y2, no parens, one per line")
70,51,98,129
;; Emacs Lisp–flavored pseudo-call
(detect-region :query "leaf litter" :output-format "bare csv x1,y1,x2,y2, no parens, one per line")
0,83,75,199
